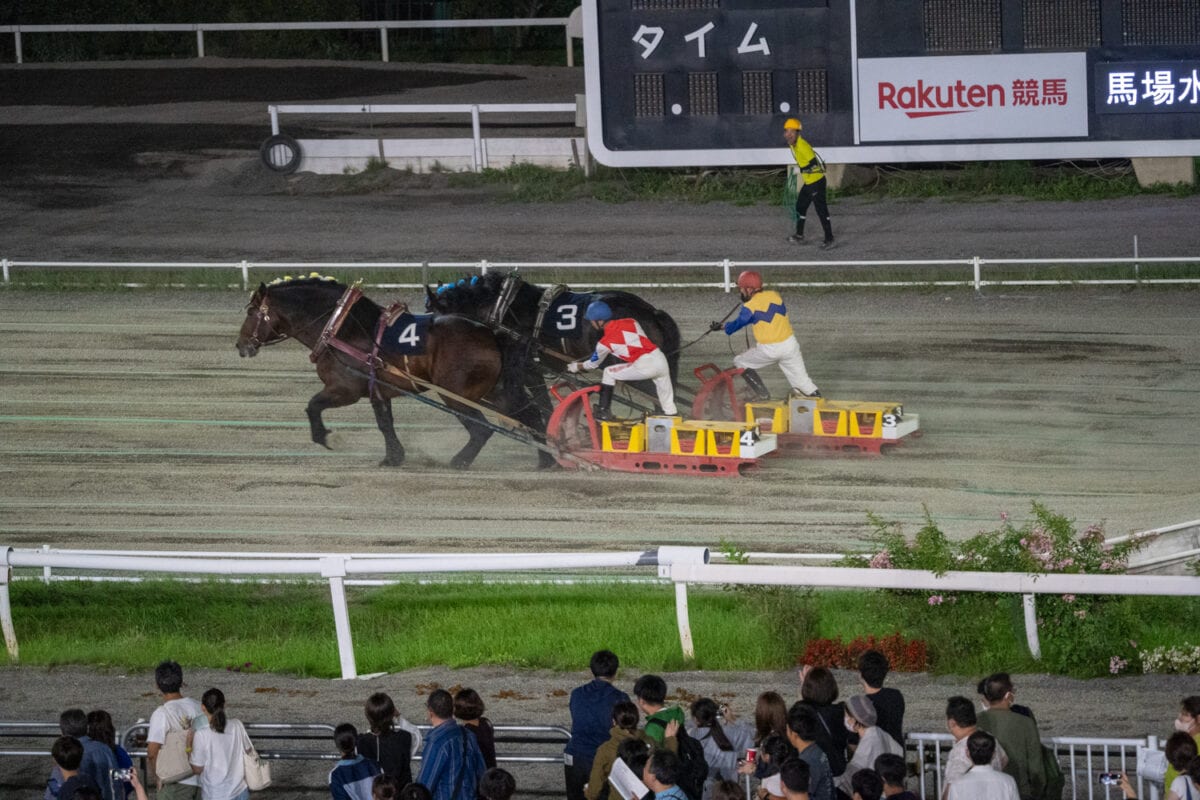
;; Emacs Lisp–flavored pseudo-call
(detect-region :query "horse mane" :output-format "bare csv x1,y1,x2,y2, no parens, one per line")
265,272,343,290
264,274,383,334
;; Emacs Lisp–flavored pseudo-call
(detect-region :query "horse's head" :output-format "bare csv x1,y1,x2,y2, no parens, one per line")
424,282,445,313
237,283,287,357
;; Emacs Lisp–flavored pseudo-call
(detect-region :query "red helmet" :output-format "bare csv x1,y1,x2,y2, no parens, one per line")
736,270,763,291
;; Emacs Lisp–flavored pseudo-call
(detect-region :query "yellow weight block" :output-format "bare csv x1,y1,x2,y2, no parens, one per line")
601,421,646,453
813,407,848,437
745,401,789,434
670,424,707,456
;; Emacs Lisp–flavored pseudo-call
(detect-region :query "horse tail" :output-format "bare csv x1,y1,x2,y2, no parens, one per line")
654,307,683,386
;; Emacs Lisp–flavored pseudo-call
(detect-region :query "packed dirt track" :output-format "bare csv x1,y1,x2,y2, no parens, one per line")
2,287,1197,554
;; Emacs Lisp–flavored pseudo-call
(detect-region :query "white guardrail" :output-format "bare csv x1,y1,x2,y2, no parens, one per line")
5,546,1200,683
4,256,1200,292
0,17,578,66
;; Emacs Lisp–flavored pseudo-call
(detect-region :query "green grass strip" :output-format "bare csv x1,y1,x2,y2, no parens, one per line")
8,580,1199,678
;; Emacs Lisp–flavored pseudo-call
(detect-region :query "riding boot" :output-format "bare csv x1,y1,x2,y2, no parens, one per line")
741,369,771,401
594,384,615,421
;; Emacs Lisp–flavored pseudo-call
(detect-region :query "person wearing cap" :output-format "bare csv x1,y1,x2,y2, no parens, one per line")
782,118,834,250
709,271,821,401
568,301,677,421
835,696,902,799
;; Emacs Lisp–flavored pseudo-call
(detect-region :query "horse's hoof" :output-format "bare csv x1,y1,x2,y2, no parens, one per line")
379,456,405,467
450,456,473,470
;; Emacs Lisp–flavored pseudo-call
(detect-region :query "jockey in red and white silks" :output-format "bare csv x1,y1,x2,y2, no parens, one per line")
568,300,677,418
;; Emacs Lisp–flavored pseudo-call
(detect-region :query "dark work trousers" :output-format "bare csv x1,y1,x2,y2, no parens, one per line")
795,176,834,242
565,760,591,800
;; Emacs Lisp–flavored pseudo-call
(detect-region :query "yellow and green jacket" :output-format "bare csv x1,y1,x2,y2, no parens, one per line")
790,137,825,185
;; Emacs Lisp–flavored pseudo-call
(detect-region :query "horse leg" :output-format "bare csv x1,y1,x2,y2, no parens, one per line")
369,395,405,467
306,389,347,449
448,403,494,470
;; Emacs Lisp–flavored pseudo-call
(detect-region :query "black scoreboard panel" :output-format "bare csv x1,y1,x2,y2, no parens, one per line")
585,0,1200,164
592,0,855,153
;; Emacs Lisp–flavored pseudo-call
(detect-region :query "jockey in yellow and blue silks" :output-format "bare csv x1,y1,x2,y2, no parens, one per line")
709,270,821,401
784,117,834,249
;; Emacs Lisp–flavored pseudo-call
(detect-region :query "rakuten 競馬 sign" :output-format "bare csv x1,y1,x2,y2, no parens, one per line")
857,53,1088,142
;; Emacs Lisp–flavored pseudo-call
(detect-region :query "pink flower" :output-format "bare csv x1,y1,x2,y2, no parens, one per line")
928,595,944,606
1110,655,1128,674
1061,594,1076,603
1074,609,1088,619
869,550,894,569
1000,511,1010,522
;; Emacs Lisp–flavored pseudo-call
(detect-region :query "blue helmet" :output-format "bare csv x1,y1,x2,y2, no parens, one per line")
584,300,612,321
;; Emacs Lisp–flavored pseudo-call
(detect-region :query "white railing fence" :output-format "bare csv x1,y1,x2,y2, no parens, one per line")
910,732,1164,800
4,256,1200,292
0,17,577,66
0,545,710,679
6,545,1200,682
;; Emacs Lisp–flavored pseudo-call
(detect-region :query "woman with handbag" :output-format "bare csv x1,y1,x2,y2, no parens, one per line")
190,688,258,800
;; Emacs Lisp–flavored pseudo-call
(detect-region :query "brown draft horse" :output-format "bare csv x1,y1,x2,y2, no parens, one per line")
236,276,554,469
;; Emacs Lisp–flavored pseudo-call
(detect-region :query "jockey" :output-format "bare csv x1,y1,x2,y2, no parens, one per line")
568,300,678,421
709,270,822,401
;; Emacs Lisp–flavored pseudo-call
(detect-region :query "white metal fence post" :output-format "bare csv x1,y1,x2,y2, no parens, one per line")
379,28,389,63
1,550,18,662
471,105,483,172
321,557,357,680
14,31,22,65
241,260,250,291
972,256,983,292
1023,593,1041,659
2,258,10,285
196,29,205,58
269,106,280,137
722,258,732,292
674,581,695,661
41,545,51,585
564,26,572,68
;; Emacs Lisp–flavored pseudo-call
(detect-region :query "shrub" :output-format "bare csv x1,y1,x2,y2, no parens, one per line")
846,503,1153,678
1140,645,1200,674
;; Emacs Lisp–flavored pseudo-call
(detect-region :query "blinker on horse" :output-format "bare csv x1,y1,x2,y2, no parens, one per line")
236,275,553,469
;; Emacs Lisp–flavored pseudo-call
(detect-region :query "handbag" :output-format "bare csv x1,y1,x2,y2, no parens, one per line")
241,724,272,791
154,711,194,784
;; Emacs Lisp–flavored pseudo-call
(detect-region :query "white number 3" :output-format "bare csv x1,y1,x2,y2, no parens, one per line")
556,305,578,332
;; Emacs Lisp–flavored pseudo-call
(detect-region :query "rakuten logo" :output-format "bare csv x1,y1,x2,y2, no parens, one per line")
878,80,1006,118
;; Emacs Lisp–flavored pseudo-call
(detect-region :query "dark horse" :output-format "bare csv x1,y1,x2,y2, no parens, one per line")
426,272,683,416
236,276,554,469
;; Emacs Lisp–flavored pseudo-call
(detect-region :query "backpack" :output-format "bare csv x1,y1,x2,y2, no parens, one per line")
646,716,708,800
672,727,710,800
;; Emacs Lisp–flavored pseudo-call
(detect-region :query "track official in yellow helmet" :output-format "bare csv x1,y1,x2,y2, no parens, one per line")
783,118,835,250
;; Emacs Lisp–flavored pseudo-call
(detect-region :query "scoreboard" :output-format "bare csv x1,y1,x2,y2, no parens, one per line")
583,0,850,166
582,0,1200,167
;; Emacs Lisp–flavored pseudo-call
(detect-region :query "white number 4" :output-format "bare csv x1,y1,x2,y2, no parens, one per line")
395,323,420,347
739,429,758,447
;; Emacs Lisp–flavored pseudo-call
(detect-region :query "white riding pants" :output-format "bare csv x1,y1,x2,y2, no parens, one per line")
733,335,818,395
601,349,677,415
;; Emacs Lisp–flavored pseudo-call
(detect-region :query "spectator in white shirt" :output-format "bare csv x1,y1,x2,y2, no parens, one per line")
946,732,1018,800
941,696,1007,799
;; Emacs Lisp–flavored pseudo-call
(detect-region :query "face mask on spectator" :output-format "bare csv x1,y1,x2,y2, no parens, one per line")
845,717,856,733
1176,716,1192,732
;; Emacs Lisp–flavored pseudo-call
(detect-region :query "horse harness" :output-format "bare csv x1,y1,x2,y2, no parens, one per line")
243,295,291,349
309,284,414,399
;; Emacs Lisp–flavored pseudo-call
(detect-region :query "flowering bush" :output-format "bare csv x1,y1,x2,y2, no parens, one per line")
800,633,929,672
1140,645,1200,674
842,503,1153,678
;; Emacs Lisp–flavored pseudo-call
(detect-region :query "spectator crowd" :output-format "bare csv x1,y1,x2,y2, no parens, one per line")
36,657,1200,800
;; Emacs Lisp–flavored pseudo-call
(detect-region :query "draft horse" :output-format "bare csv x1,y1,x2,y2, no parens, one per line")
236,275,554,469
426,272,683,416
